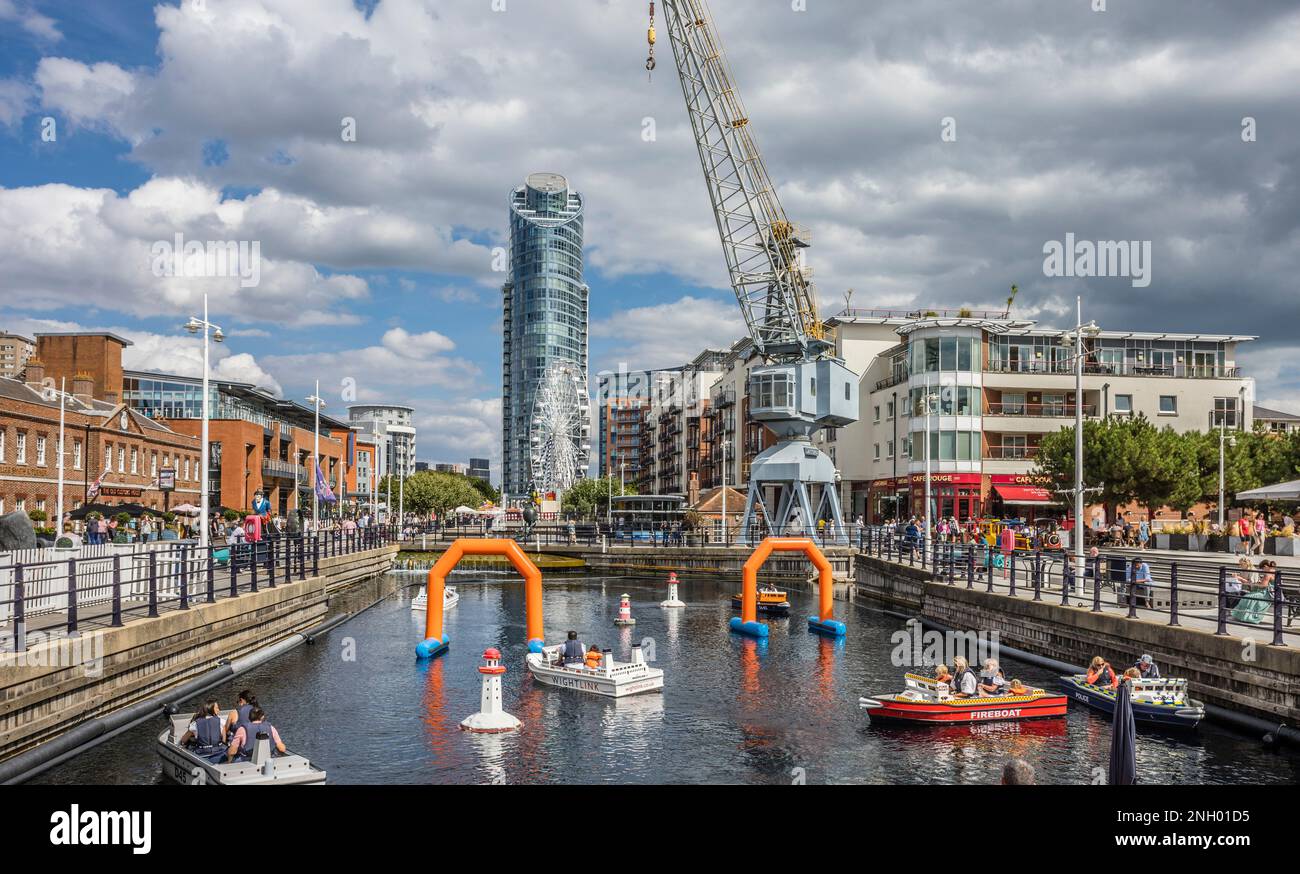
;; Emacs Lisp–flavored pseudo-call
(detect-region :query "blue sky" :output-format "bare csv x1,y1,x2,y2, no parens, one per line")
2,0,1298,481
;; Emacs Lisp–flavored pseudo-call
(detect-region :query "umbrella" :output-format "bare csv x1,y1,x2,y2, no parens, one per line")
1236,478,1300,502
113,503,167,518
1108,679,1138,785
69,503,119,520
452,506,480,515
170,503,201,515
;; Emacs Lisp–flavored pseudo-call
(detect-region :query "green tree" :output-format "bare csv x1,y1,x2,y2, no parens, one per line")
560,477,637,518
382,471,484,517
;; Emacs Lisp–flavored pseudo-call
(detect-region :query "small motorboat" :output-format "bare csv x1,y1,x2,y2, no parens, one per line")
1059,675,1204,729
859,673,1068,725
157,712,326,785
730,585,790,616
411,585,459,613
526,643,664,698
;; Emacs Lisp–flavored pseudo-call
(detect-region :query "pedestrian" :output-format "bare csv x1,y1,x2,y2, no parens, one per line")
1138,518,1149,551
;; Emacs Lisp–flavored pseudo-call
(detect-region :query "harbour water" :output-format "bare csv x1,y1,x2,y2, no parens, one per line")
34,572,1300,785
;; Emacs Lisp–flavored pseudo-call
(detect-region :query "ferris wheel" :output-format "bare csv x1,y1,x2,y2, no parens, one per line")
529,361,591,494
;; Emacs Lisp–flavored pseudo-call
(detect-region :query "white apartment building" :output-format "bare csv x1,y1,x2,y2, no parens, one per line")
0,332,35,380
348,404,417,480
818,309,1255,524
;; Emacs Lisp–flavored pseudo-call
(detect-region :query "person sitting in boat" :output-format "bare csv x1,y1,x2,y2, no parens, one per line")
1085,656,1119,689
1007,678,1031,696
561,630,585,666
224,690,257,739
225,707,286,763
933,664,953,685
180,700,227,763
1133,654,1160,679
584,645,603,670
978,659,1008,696
951,656,979,698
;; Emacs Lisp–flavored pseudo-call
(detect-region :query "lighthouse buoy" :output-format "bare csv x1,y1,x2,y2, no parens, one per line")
461,648,522,734
614,593,636,626
660,571,685,608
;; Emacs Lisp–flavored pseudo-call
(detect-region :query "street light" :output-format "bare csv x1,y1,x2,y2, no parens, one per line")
1219,418,1237,529
184,294,223,549
306,382,326,531
922,383,939,555
1059,296,1100,571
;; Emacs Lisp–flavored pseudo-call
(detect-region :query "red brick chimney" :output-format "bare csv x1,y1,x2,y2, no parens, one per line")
72,371,95,404
23,357,45,391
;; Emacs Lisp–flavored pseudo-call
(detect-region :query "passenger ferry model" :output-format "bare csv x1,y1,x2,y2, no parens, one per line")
411,584,459,613
730,585,791,616
1060,675,1205,729
157,712,326,785
526,643,664,698
859,673,1068,725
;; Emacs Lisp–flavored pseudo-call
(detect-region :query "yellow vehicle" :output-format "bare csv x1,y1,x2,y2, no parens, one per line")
977,518,1065,552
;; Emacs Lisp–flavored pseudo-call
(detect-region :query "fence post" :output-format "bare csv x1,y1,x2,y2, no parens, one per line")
1060,556,1071,606
13,565,25,654
1032,551,1042,601
283,538,291,587
967,547,974,588
313,534,320,577
1273,571,1286,647
1126,563,1138,618
250,544,259,593
207,545,216,604
266,538,276,589
147,551,159,618
179,545,190,610
1008,552,1017,597
67,558,79,635
986,547,995,593
1091,556,1102,613
1168,562,1180,626
1215,565,1228,635
111,554,123,627
229,546,239,598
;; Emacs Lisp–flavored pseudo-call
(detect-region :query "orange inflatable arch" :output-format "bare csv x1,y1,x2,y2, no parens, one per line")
416,539,543,658
732,537,846,638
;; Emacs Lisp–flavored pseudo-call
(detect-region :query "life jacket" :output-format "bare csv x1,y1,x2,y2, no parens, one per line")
192,714,223,751
584,651,603,669
233,703,254,743
1086,665,1118,689
561,639,584,664
239,720,275,756
954,668,978,695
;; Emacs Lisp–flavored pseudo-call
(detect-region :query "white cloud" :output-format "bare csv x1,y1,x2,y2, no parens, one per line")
0,0,61,44
591,296,746,372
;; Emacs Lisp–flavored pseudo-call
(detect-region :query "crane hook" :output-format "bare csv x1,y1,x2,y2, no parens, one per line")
646,1,656,82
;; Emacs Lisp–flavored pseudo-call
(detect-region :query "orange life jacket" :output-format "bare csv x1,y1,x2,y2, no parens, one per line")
1085,664,1119,689
584,651,602,669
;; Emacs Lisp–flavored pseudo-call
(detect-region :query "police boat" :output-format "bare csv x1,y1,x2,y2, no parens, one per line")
859,673,1068,725
526,642,664,698
729,585,791,616
1059,675,1205,729
157,712,327,785
411,584,459,613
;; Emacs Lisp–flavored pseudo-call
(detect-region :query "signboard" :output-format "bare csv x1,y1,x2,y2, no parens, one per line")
100,486,142,498
158,468,176,492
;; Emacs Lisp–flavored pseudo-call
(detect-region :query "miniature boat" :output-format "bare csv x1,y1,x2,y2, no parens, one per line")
411,585,459,613
859,673,1068,724
730,585,790,616
525,643,664,698
157,712,326,785
1059,675,1204,729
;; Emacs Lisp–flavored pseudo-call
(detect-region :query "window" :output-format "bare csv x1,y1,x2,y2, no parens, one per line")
873,443,881,461
887,440,895,459
844,382,851,401
35,499,45,512
16,432,26,464
873,405,880,423
1159,395,1177,415
1213,397,1238,428
886,399,895,419
151,453,158,476
0,429,5,462
1114,394,1133,414
1002,393,1026,415
184,458,191,480
117,446,125,472
73,439,82,470
130,447,138,474
35,435,46,466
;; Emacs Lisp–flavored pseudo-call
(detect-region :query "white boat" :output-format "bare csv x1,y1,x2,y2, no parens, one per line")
411,585,459,613
525,643,664,698
157,712,326,785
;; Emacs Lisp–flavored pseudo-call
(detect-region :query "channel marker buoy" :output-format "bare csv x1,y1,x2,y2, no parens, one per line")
460,648,521,734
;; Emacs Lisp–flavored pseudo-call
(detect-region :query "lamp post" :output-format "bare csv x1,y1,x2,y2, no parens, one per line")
720,437,727,544
185,294,224,549
56,377,66,536
1218,417,1236,529
306,382,325,531
923,383,939,554
1061,297,1099,571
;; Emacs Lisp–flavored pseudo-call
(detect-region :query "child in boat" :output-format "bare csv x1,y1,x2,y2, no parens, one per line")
584,645,603,669
934,664,953,685
1007,679,1030,696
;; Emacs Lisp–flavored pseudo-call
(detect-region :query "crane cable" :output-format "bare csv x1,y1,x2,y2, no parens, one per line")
646,2,656,79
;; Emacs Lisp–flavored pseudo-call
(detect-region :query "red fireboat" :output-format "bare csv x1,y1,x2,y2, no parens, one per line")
860,673,1068,725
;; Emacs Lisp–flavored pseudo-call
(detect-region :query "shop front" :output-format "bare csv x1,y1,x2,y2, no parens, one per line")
909,473,983,521
987,474,1061,523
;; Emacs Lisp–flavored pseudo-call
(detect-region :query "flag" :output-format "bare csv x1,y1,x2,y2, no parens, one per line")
87,460,110,501
315,462,337,504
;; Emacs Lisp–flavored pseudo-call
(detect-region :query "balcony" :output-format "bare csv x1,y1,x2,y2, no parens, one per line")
875,370,909,392
985,402,1098,418
262,458,302,480
984,446,1040,460
712,389,736,408
986,361,1242,379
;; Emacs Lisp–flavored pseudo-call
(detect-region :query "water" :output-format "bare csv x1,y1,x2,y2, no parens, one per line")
34,573,1300,785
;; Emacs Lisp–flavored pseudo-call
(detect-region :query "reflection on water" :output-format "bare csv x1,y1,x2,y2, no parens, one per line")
32,572,1300,786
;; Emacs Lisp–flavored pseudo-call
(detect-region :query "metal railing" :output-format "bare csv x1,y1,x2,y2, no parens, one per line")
856,527,1295,645
0,525,400,654
985,402,1099,418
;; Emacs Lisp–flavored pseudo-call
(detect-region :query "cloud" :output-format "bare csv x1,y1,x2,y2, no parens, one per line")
0,78,34,127
0,0,61,44
591,296,745,372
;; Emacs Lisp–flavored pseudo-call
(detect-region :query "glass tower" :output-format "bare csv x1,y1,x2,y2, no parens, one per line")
501,173,589,496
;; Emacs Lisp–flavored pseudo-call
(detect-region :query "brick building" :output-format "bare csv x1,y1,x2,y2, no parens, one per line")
0,361,202,519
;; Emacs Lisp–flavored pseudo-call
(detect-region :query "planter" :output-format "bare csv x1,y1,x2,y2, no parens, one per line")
1153,534,1172,550
1271,537,1300,557
1187,534,1209,551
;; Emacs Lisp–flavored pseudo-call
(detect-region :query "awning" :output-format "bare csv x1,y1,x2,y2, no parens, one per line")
1236,479,1300,502
993,484,1055,505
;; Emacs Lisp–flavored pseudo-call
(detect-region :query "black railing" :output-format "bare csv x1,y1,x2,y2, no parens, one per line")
855,526,1295,645
0,525,400,654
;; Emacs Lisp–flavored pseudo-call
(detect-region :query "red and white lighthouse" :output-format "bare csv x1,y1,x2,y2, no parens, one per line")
660,571,685,608
461,648,522,733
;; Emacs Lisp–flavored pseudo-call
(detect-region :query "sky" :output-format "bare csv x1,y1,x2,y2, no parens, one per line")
1,0,1297,483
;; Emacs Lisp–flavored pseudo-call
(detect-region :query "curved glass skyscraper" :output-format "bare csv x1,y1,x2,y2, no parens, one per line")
502,172,590,496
